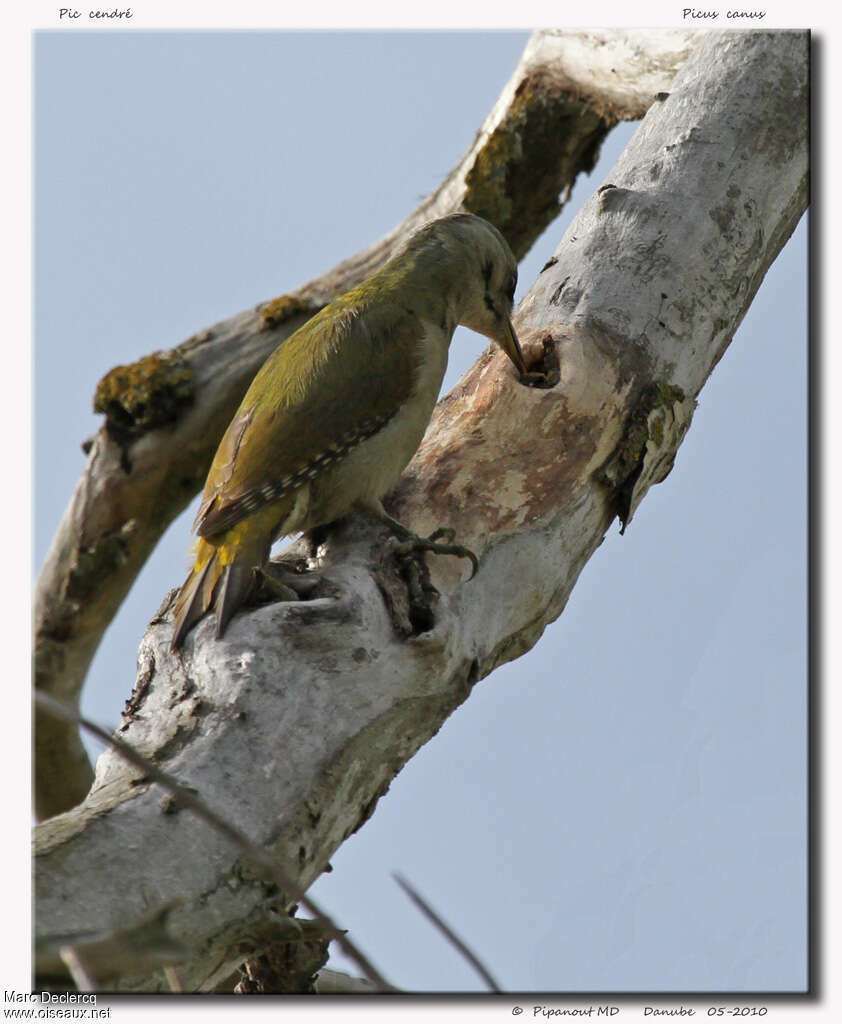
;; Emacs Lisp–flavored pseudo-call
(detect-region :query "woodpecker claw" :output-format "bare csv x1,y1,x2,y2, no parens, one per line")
386,528,479,580
427,527,455,544
256,562,323,603
256,569,300,602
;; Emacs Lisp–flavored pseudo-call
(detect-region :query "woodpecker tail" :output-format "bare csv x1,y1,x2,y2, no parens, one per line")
170,529,268,650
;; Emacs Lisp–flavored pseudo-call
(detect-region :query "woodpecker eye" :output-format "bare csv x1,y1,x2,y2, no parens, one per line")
506,273,517,303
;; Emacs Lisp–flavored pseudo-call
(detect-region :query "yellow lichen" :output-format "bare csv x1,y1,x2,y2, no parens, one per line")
260,294,315,330
93,351,194,447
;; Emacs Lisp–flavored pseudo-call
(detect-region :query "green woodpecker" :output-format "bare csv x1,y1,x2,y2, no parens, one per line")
171,213,526,649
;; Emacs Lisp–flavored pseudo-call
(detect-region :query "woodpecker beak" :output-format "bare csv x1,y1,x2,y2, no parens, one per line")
498,317,527,376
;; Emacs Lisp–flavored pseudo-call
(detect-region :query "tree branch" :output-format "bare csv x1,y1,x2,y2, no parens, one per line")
34,693,391,993
34,29,806,993
33,28,699,820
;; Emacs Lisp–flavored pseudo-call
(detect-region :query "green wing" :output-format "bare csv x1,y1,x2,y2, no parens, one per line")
195,293,424,539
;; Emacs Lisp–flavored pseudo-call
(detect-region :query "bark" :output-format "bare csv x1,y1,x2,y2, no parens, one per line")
33,28,699,821
33,29,807,993
233,929,330,994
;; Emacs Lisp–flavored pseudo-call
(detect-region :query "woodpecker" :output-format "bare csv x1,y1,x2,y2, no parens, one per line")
171,213,526,649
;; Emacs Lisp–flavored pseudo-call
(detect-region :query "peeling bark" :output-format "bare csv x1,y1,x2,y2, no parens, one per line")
33,28,700,820
34,30,807,992
234,924,330,994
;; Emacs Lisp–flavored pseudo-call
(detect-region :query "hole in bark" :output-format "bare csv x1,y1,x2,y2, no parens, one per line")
519,334,561,388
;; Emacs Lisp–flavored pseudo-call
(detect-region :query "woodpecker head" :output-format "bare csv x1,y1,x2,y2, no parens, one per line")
403,213,527,375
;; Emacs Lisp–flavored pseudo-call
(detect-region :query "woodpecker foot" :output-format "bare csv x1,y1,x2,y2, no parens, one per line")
383,520,479,579
254,560,323,603
369,513,478,636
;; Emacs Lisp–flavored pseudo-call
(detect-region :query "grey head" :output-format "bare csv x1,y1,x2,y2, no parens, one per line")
403,213,526,373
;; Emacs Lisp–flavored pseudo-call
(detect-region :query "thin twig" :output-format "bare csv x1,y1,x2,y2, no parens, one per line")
393,873,502,992
35,692,391,993
164,966,183,993
58,947,97,992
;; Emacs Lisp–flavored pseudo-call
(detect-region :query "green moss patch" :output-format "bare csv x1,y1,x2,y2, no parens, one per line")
597,381,689,533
